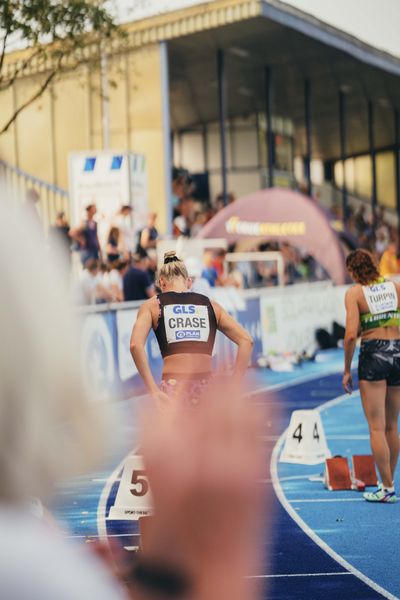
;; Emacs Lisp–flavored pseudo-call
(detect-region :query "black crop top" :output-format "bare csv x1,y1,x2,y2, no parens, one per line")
154,291,217,358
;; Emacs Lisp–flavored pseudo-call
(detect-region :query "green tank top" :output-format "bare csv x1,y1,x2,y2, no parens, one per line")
360,278,400,331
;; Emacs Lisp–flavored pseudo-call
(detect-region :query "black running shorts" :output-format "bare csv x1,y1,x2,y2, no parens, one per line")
358,339,400,386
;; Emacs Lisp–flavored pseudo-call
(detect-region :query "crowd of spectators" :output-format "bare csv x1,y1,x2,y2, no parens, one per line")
170,168,330,287
36,169,335,300
344,204,400,278
171,168,400,285
31,165,400,302
44,201,159,305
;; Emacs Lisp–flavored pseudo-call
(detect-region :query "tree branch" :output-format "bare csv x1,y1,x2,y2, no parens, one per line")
0,31,9,80
0,47,44,91
0,65,60,135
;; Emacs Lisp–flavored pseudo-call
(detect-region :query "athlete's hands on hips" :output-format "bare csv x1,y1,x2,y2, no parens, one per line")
342,371,353,394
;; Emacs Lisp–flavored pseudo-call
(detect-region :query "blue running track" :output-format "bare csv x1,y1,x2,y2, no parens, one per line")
53,350,399,599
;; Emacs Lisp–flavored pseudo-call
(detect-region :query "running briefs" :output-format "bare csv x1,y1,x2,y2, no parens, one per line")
160,373,213,408
358,339,400,386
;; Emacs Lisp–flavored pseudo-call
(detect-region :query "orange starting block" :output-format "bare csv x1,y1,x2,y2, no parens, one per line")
324,456,352,490
351,455,378,487
324,454,378,491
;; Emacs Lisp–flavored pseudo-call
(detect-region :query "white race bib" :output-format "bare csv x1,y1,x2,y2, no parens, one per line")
164,304,210,344
363,281,398,315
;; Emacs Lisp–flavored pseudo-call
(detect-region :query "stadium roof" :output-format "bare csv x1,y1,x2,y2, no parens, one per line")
4,0,399,162
165,0,400,160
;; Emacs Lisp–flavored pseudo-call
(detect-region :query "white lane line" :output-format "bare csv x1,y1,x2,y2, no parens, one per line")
96,372,344,540
319,392,356,411
281,474,320,481
270,391,397,600
260,435,369,441
289,498,364,503
66,532,140,539
326,435,369,440
248,572,353,579
259,474,321,484
247,366,343,398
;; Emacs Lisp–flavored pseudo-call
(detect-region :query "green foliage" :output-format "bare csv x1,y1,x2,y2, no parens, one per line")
0,0,116,47
0,0,121,134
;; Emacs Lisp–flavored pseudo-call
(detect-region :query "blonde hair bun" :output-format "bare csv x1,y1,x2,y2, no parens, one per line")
164,250,179,264
159,251,188,281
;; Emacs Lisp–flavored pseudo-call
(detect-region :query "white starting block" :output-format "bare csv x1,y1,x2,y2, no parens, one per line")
108,455,153,520
280,410,331,465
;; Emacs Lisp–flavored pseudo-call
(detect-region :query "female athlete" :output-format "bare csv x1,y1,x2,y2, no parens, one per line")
130,251,253,409
343,249,400,503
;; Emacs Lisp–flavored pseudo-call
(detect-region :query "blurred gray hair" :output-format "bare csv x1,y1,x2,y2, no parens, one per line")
0,197,102,502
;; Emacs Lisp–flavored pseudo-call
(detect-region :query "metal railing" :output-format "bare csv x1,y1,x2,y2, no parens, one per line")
0,158,69,231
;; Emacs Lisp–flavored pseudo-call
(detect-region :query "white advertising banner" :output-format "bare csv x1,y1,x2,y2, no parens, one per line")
68,151,148,244
69,151,130,224
116,309,139,382
80,314,115,401
260,283,347,355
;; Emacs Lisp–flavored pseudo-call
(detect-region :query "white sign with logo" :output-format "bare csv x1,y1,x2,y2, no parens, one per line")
260,282,346,355
81,314,115,401
164,304,210,344
68,151,148,244
363,281,397,314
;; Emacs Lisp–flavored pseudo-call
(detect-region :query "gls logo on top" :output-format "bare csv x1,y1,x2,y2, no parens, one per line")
172,305,195,314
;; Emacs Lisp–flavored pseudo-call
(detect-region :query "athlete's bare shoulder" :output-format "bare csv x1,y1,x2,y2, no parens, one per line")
210,300,222,322
392,280,400,296
345,283,361,300
138,295,158,314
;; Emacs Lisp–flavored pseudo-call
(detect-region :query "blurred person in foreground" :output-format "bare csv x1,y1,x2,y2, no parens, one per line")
123,253,155,301
0,200,124,599
379,240,399,278
0,199,269,600
130,251,253,410
135,377,269,600
70,203,101,265
343,249,400,503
